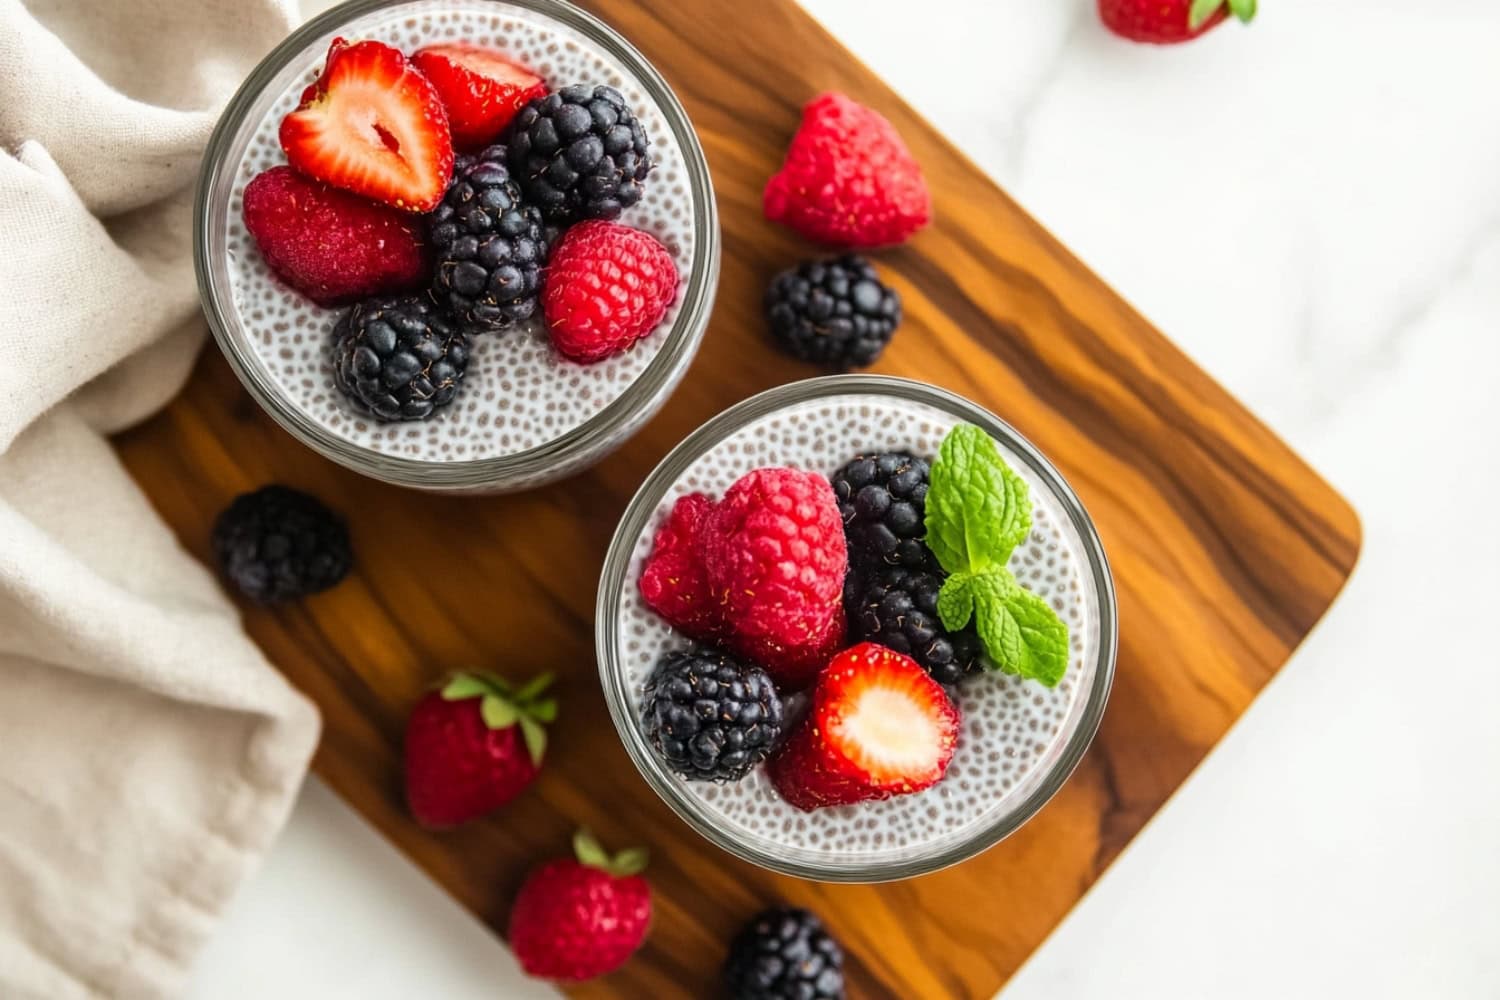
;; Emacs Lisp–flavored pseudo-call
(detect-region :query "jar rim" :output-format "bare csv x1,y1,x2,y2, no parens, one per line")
193,0,720,489
594,374,1119,882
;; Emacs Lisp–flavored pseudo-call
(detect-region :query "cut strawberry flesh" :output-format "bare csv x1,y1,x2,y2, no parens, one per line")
280,38,453,212
768,643,959,810
826,674,952,786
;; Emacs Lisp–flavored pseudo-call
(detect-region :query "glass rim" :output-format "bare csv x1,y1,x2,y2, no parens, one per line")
192,0,721,489
595,374,1119,882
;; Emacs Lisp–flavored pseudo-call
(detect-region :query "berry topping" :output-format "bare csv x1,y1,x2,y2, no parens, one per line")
279,38,454,212
642,650,784,782
767,643,959,810
506,84,652,223
330,295,469,422
830,451,938,573
212,485,351,604
724,907,846,1000
240,166,428,307
639,493,726,643
846,566,984,686
403,672,556,829
429,145,547,333
542,219,678,363
508,829,652,982
764,255,902,369
703,468,848,689
410,44,546,150
763,92,930,249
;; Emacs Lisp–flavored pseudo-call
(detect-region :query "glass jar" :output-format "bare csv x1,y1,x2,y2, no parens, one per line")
194,0,719,492
596,375,1117,881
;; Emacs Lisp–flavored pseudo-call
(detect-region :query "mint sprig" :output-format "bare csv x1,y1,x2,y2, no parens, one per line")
927,425,1070,687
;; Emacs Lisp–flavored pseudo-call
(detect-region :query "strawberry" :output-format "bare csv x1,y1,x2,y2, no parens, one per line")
543,220,679,363
403,671,555,829
280,38,454,212
410,44,547,151
767,643,959,810
509,829,652,982
241,166,428,306
763,92,930,249
1099,0,1257,44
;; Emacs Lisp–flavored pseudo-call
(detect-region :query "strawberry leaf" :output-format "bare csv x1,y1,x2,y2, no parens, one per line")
572,828,649,877
574,828,611,869
527,698,558,724
441,674,491,701
480,693,520,729
512,672,554,702
518,715,547,766
610,847,649,877
1226,0,1257,22
1188,0,1227,29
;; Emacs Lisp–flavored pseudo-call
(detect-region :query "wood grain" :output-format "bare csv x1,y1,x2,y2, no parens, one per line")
112,1,1361,996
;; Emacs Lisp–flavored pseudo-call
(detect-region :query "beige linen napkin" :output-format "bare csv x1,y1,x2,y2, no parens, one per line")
0,1,321,996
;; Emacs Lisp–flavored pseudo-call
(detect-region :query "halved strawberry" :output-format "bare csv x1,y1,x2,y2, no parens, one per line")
767,642,959,811
411,44,547,151
280,38,453,212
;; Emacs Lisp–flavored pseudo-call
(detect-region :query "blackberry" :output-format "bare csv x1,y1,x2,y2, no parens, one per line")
429,146,547,333
846,566,984,686
641,650,784,782
212,485,351,604
331,295,468,422
506,84,651,223
830,451,937,572
724,907,845,1000
764,255,901,368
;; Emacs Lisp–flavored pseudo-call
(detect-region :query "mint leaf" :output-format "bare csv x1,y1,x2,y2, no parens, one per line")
936,570,977,633
925,424,1032,575
971,574,1070,688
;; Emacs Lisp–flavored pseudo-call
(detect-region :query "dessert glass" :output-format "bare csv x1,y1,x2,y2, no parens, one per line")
194,0,719,492
596,376,1117,882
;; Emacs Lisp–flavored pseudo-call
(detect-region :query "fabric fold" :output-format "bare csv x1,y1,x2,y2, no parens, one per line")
0,1,321,997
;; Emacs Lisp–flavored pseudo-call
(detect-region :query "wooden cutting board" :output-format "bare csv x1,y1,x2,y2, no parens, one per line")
113,1,1362,996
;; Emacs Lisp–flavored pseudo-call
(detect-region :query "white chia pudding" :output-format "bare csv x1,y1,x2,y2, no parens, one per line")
611,392,1105,869
220,0,698,464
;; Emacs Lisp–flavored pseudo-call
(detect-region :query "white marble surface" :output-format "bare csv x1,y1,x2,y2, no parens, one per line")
188,0,1500,996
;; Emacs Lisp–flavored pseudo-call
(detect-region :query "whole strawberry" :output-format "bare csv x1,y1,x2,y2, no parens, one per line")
764,92,930,249
509,829,652,982
543,220,679,363
241,167,428,306
1099,0,1256,44
704,468,848,689
404,672,555,829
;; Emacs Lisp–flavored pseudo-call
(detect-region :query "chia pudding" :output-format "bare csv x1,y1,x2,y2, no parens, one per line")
598,378,1116,880
196,0,717,491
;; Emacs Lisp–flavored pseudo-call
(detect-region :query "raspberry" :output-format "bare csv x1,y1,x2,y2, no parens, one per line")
542,220,678,363
763,92,930,249
703,468,848,688
638,493,725,643
241,166,427,306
